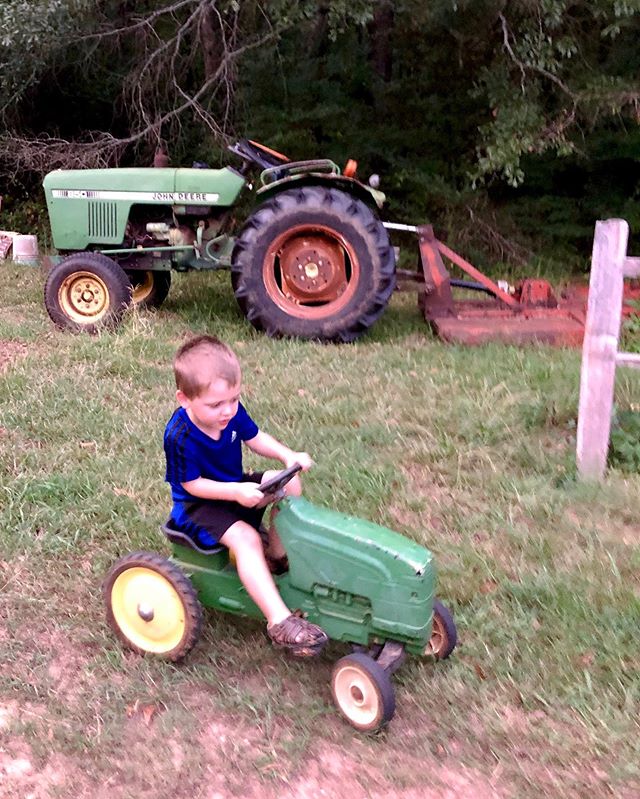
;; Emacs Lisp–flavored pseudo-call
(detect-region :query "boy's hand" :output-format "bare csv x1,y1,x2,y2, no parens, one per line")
285,451,313,471
234,482,265,508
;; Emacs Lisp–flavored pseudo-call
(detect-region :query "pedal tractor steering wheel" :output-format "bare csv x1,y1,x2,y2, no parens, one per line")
256,463,302,507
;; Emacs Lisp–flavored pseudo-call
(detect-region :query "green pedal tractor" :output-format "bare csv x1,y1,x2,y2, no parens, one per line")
43,140,395,343
103,466,457,733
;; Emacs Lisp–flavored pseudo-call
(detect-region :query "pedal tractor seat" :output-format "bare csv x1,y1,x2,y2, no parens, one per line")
161,523,225,556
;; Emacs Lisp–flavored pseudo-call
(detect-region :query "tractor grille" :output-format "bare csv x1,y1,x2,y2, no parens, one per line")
88,201,118,240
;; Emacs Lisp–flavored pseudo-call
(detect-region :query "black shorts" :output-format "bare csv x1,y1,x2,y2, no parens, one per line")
170,472,266,549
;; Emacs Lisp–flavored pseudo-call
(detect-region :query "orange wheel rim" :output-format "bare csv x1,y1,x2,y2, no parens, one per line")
262,224,360,319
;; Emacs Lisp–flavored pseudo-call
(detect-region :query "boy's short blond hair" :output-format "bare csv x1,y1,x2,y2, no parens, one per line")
173,335,241,398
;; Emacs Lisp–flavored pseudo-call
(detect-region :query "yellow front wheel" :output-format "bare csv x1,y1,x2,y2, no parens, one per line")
44,252,132,332
103,552,202,661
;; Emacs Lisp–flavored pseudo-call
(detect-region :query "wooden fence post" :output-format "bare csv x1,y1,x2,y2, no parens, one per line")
576,219,629,480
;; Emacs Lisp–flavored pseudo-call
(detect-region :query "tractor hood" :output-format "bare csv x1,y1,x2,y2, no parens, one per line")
277,495,431,576
43,167,246,249
43,167,245,206
275,496,435,647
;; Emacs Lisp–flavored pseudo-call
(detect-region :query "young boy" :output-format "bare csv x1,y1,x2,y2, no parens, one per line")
164,334,328,657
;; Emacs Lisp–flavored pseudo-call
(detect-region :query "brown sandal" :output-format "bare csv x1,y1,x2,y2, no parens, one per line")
268,614,328,657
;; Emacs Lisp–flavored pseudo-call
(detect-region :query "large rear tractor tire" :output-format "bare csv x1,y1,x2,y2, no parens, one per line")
231,187,395,342
125,270,172,309
44,252,132,332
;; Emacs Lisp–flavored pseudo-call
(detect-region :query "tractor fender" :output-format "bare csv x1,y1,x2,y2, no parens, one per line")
256,173,386,211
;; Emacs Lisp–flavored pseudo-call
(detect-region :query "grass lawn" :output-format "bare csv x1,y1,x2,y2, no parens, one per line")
0,261,639,799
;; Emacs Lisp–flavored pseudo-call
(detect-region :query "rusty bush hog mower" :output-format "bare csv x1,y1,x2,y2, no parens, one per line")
42,138,639,345
103,465,457,733
390,223,640,347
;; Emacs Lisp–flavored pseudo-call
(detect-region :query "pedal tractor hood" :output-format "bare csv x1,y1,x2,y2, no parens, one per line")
275,497,435,648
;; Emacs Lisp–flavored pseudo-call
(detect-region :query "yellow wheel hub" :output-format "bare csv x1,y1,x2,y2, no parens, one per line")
59,271,110,323
110,567,187,654
131,271,154,304
333,664,380,727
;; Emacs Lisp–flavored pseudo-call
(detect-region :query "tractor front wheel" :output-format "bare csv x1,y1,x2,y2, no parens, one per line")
125,270,172,309
231,187,395,342
44,252,132,332
103,552,203,661
331,652,396,732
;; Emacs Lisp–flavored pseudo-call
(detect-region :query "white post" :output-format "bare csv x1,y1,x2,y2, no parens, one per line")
576,219,629,480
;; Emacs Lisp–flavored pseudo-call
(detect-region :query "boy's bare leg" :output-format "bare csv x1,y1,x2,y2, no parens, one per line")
222,518,328,656
261,469,303,560
220,521,290,627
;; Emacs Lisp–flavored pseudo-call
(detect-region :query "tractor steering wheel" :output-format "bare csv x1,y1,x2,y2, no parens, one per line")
228,138,289,171
259,463,302,495
256,463,302,507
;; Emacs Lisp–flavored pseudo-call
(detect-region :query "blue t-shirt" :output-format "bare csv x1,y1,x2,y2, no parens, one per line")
164,403,259,505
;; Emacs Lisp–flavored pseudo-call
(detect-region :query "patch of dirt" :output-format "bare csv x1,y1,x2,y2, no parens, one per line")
44,631,95,707
0,339,28,373
159,686,511,799
0,562,634,799
0,745,93,799
0,702,94,799
0,701,18,732
564,507,640,547
1,670,635,799
599,518,640,548
280,741,504,799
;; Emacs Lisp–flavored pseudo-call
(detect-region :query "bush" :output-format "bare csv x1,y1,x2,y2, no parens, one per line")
609,409,640,473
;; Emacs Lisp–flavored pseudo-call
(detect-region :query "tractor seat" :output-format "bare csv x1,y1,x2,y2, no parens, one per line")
160,523,225,555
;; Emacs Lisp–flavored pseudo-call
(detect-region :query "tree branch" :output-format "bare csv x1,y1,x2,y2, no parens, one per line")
0,12,290,177
498,13,574,99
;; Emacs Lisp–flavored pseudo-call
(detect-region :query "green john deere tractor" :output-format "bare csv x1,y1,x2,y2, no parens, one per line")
43,139,396,342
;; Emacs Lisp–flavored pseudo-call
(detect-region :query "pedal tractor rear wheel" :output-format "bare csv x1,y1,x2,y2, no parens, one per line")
331,652,396,733
424,598,457,660
103,552,202,661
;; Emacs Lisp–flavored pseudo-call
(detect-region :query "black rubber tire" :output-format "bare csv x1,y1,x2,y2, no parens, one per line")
44,251,132,332
231,187,396,342
103,551,203,662
330,652,396,733
427,598,457,660
125,270,172,309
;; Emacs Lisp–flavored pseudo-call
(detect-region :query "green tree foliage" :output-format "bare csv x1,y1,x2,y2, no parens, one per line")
237,0,640,260
472,1,640,186
1,0,639,264
0,0,95,118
